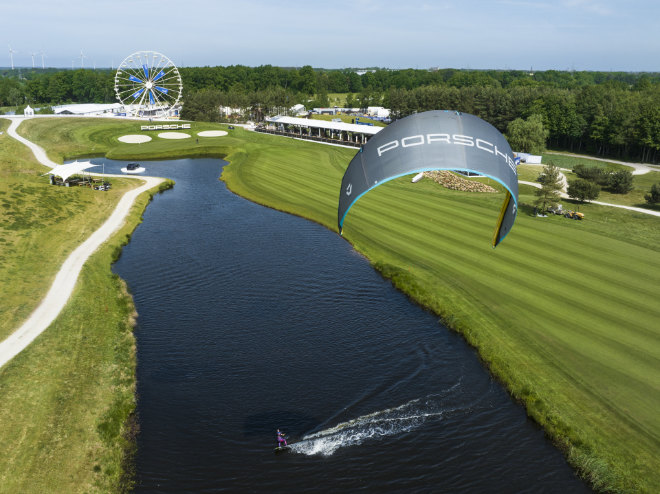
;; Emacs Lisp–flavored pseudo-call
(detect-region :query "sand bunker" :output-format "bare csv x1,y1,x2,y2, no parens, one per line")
197,130,228,137
118,134,152,144
158,132,191,139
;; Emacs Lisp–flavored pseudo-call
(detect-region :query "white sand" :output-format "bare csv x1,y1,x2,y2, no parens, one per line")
158,132,191,139
118,134,152,144
197,130,228,137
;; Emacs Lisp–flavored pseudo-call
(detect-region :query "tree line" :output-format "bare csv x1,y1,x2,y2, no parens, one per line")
2,65,659,162
3,64,659,106
383,83,660,163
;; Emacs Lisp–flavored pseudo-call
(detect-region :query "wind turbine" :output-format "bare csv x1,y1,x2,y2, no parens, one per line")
8,45,17,70
79,49,87,69
30,52,37,68
40,51,46,69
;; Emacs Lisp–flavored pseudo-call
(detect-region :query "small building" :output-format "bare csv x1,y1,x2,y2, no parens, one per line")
23,105,34,117
312,107,338,115
516,152,542,164
219,106,244,117
290,103,305,115
366,107,390,118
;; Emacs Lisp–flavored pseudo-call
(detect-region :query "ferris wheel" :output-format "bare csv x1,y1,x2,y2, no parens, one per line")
114,51,183,117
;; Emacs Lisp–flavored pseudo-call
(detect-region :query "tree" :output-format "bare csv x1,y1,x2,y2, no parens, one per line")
347,71,362,93
567,178,600,202
607,170,634,194
506,113,549,154
345,93,356,109
589,113,610,156
534,163,563,210
297,65,316,95
645,183,660,204
7,87,24,106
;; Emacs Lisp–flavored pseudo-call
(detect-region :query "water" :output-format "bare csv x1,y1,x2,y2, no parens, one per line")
102,157,590,493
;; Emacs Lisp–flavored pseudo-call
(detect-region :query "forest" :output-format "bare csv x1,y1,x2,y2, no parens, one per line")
2,65,659,162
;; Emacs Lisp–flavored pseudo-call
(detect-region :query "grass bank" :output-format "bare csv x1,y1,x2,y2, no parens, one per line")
6,117,660,493
0,120,152,341
220,135,660,493
0,117,173,492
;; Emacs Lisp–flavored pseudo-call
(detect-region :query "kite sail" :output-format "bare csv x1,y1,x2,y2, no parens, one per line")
337,110,519,247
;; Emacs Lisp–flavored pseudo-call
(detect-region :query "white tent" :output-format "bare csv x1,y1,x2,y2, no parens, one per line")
43,161,99,181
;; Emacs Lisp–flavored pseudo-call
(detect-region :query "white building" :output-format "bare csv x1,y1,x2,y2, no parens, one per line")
264,115,382,145
23,105,34,117
366,107,390,118
312,107,338,115
290,103,305,115
516,152,543,164
52,103,124,116
219,106,244,117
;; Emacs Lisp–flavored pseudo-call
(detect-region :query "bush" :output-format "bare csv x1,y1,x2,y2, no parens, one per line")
36,106,54,115
573,165,634,195
573,164,610,186
645,183,660,204
607,170,634,194
567,179,600,202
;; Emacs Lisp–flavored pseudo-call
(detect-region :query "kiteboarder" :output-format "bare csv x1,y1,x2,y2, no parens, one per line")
276,429,287,448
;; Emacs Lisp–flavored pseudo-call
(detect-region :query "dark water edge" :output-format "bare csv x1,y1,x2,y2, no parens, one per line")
96,157,591,493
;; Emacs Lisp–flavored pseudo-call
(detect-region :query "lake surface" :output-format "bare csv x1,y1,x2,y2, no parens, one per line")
103,157,590,493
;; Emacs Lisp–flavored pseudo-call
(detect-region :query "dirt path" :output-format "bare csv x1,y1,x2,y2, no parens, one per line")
519,180,660,217
0,117,165,369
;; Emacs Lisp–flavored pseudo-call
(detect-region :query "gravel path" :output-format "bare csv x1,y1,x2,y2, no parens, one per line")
0,117,164,369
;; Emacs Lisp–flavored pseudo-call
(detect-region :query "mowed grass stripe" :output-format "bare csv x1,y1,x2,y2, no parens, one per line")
258,152,659,489
351,184,658,327
11,119,658,492
367,207,660,366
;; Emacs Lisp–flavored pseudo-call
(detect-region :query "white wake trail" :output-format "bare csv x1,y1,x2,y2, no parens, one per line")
290,390,465,456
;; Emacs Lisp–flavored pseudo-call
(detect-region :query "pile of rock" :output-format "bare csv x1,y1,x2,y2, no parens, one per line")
423,171,498,193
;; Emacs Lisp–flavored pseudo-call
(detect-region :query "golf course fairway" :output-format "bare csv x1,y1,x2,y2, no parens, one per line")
1,117,658,493
221,131,660,494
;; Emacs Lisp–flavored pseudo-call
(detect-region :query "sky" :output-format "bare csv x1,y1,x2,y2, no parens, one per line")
2,0,659,72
